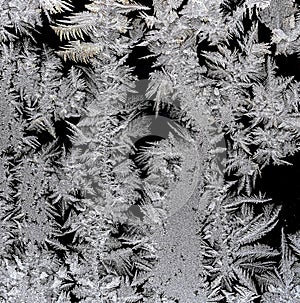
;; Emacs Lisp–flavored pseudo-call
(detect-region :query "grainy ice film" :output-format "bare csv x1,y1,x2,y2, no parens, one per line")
0,0,300,303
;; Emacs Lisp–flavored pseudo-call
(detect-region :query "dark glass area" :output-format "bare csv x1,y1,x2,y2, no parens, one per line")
275,53,300,81
126,46,156,80
256,152,300,237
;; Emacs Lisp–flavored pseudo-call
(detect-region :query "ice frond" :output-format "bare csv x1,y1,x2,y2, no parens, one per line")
56,41,101,63
39,0,73,14
51,12,97,41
